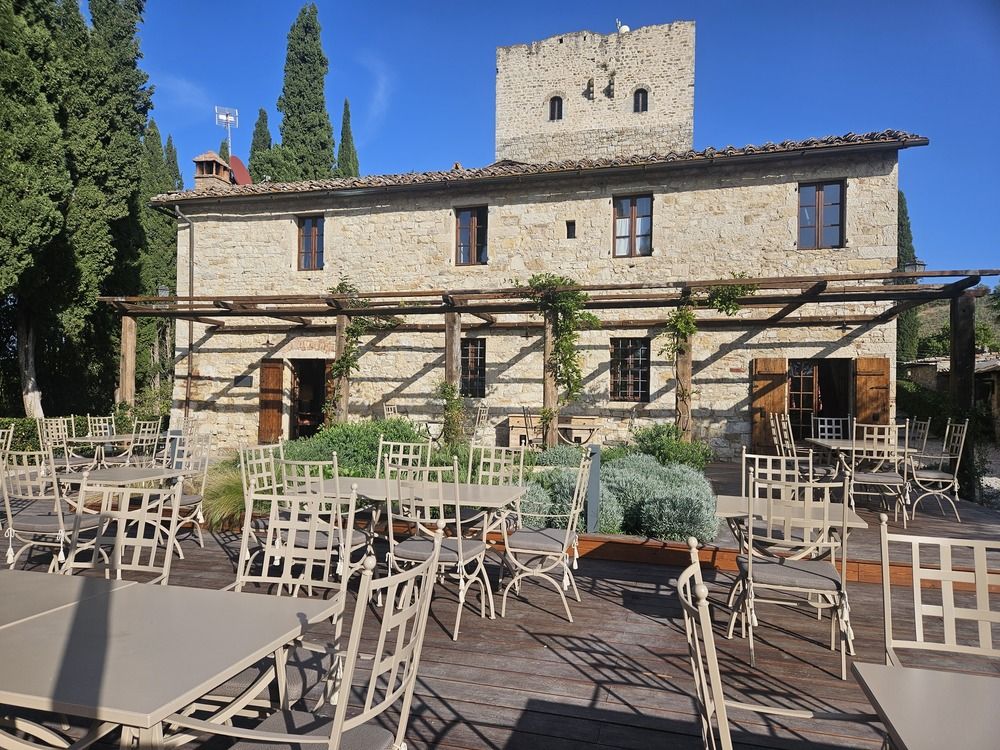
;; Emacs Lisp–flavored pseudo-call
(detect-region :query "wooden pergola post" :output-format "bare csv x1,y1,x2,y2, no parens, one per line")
950,291,977,500
334,314,350,422
675,333,694,441
117,314,136,406
542,310,558,447
444,312,462,390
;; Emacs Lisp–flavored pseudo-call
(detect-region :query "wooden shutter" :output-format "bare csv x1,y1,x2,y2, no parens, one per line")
854,357,890,424
750,358,787,452
258,360,284,443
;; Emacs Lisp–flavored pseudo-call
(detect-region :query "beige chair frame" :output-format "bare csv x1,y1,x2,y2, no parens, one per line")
907,417,931,453
165,539,441,750
849,419,910,525
520,406,545,449
37,416,91,473
0,425,13,452
118,418,163,467
2,449,77,570
767,413,784,456
726,472,854,679
236,442,286,583
172,431,212,554
500,452,591,622
878,513,999,666
907,418,967,522
812,416,849,441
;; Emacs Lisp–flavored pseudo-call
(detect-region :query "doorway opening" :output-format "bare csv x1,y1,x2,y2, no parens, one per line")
291,359,326,439
787,358,852,440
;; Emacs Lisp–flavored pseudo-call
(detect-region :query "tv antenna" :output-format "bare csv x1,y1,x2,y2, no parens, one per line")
214,105,238,159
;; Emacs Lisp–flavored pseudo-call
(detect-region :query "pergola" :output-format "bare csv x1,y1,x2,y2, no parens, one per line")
102,267,997,447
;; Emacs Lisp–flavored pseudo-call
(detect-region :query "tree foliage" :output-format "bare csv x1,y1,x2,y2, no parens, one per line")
336,98,359,177
217,137,229,163
248,107,272,182
277,3,335,180
164,134,182,190
896,190,920,362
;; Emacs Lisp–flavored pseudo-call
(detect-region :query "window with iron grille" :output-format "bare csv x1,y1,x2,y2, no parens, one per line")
613,195,653,257
460,339,486,398
456,206,488,265
797,181,845,249
610,338,651,402
297,216,324,270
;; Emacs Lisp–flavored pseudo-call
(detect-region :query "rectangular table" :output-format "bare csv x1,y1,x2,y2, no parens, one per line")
60,466,188,485
0,569,330,747
715,494,868,529
806,438,916,455
853,662,1000,750
328,477,526,510
0,569,134,631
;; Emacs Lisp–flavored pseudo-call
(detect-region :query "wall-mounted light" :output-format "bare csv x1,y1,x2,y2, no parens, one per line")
157,284,170,297
901,257,926,274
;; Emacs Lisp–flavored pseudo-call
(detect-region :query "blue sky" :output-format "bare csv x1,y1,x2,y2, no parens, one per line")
140,0,1000,272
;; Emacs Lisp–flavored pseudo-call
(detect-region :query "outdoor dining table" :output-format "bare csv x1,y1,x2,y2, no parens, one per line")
68,434,137,468
715,493,868,529
852,662,1000,750
59,466,188,485
805,437,917,455
0,568,330,749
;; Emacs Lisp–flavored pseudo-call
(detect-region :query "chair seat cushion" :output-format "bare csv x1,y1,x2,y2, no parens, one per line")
506,528,566,554
229,708,392,750
393,537,486,564
913,469,953,482
10,508,102,534
853,471,905,486
285,528,368,550
179,493,203,507
737,555,842,592
208,646,333,705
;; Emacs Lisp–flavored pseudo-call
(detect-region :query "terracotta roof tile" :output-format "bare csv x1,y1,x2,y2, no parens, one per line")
153,129,927,204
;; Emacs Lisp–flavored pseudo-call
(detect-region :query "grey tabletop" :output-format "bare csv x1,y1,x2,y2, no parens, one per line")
323,477,527,510
69,434,136,445
0,575,330,729
60,467,187,484
806,437,916,454
853,662,1000,750
0,570,134,631
715,494,868,529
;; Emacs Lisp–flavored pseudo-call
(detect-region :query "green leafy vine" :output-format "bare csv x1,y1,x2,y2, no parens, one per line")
660,273,758,354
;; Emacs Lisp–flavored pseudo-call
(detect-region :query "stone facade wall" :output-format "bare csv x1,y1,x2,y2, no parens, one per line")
495,23,695,162
172,152,899,457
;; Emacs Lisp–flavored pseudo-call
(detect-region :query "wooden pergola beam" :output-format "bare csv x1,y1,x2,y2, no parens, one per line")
334,315,349,422
117,315,136,406
444,312,461,390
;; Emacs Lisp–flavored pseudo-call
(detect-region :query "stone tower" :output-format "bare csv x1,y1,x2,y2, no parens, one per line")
495,21,695,163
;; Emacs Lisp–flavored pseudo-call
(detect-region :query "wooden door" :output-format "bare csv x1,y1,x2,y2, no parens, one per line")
258,360,284,443
854,357,890,424
750,358,788,452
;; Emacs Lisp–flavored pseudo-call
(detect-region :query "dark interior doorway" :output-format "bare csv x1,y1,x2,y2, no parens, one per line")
291,359,326,439
787,358,852,440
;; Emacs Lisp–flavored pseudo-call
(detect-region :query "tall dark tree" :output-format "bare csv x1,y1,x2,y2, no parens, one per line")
277,3,335,179
336,98,359,177
164,134,183,190
217,137,230,163
896,190,920,363
248,107,272,182
0,0,71,415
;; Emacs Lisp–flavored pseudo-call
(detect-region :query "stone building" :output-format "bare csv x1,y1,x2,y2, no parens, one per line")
151,21,928,456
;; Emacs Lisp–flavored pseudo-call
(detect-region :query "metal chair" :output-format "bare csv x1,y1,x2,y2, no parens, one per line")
171,431,212,554
164,538,441,750
86,414,116,437
37,416,91,473
676,539,868,749
236,442,286,582
520,406,545,449
500,452,592,623
382,402,399,420
767,412,784,456
2,449,100,570
63,477,181,584
726,472,855,679
907,418,968,522
467,402,491,441
0,425,13,452
848,420,910,525
878,513,1000,667
105,418,162,467
385,457,494,640
907,417,931,454
812,416,849,440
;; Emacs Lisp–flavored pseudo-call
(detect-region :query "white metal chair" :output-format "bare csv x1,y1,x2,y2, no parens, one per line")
382,402,399,420
2,449,100,570
171,431,212,554
165,538,441,750
106,418,162,467
385,457,494,640
0,425,13,452
500,452,591,622
907,417,931,454
63,477,181,584
467,403,491,441
811,416,848,440
37,416,91,473
767,412,784,456
520,406,545,449
878,513,1000,666
907,418,968,522
676,539,870,749
236,442,286,583
86,414,116,437
726,472,854,680
848,420,910,525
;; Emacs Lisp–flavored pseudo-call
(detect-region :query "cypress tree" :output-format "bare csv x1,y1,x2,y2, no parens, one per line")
277,3,335,179
336,98,359,177
164,134,183,189
218,137,230,163
896,190,920,362
248,107,273,182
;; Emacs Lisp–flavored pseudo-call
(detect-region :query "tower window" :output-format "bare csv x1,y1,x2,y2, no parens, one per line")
297,216,324,271
456,206,488,265
549,96,563,121
566,220,576,239
633,88,649,113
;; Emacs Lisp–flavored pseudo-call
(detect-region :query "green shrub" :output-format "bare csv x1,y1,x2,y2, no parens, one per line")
596,478,624,534
632,423,713,471
201,459,251,531
533,444,584,467
0,417,40,450
600,444,636,464
896,379,949,436
283,418,423,476
519,482,553,523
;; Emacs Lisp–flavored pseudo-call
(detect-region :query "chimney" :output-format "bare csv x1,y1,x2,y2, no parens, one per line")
193,151,232,192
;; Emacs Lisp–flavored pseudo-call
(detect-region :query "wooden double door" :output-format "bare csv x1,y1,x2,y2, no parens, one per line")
257,359,335,443
750,356,890,452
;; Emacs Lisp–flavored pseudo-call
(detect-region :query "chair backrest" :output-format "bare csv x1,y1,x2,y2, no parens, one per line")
471,403,490,435
375,436,430,480
385,457,466,561
675,538,737,750
739,447,813,498
850,419,906,473
744,473,849,569
127,419,163,466
65,478,180,584
37,416,71,450
879,514,1000,666
2,449,63,526
908,417,931,452
238,443,285,498
87,414,116,437
767,413,784,456
942,418,969,470
516,452,592,547
383,402,399,420
174,431,212,495
0,425,13,452
812,416,848,441
467,443,525,486
329,538,441,750
777,413,797,457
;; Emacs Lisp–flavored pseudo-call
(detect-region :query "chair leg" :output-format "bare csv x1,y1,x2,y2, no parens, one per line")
477,559,496,619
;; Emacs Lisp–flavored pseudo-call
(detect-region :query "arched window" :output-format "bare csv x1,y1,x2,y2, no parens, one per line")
633,88,648,113
549,96,563,121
